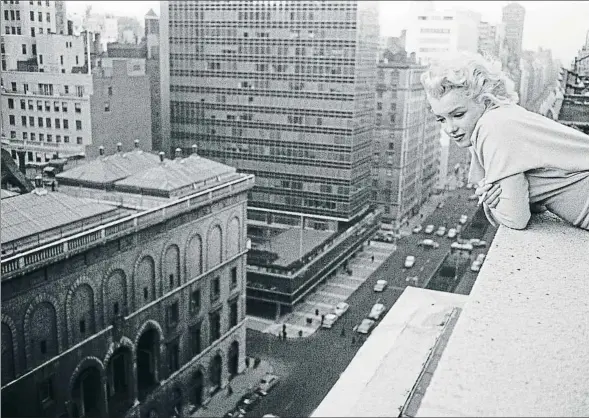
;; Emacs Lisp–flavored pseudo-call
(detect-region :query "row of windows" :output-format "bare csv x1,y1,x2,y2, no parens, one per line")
7,114,82,129
3,10,51,21
170,69,355,83
169,37,356,47
8,131,82,144
4,25,22,35
7,97,82,112
7,82,85,97
170,84,355,100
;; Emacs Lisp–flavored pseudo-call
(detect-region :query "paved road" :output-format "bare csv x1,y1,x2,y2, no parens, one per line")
244,188,488,418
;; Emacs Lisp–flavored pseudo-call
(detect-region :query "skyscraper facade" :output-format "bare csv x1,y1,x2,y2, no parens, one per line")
161,0,379,224
502,2,525,58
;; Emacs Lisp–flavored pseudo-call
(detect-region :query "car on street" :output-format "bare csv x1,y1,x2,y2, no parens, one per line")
470,238,487,248
406,275,419,285
237,392,261,410
257,374,280,395
373,279,388,292
354,318,376,334
263,415,280,418
412,224,423,233
447,228,457,239
459,214,468,224
368,303,386,320
435,226,447,236
404,255,416,268
476,253,486,263
470,260,482,272
334,302,350,317
225,410,245,418
418,239,440,249
451,241,474,251
321,313,339,329
424,224,435,234
468,194,479,201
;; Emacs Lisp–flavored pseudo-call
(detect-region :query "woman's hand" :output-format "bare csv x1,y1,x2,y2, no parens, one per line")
475,181,501,209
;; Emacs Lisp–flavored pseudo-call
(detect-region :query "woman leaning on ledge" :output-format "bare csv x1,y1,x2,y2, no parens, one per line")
421,51,589,231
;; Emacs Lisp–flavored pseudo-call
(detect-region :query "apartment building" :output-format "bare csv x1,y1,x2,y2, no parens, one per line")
0,147,254,418
372,55,439,226
406,7,481,65
161,0,379,225
1,0,93,167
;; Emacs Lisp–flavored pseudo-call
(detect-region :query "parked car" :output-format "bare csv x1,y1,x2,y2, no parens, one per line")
334,302,350,317
368,303,386,320
459,214,468,224
404,255,416,268
470,238,487,248
435,226,447,236
470,260,482,272
262,415,280,418
237,392,261,410
476,253,486,263
412,224,423,233
418,239,440,249
257,374,280,395
447,228,457,239
321,313,339,329
373,279,388,292
225,410,245,418
424,224,435,234
468,194,479,201
354,318,376,334
451,241,474,251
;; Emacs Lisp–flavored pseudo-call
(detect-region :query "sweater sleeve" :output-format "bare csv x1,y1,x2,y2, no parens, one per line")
486,173,531,230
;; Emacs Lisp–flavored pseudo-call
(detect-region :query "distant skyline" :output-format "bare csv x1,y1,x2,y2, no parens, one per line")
65,1,588,65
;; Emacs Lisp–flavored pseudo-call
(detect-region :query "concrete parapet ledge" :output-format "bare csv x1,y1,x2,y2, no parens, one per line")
416,212,589,417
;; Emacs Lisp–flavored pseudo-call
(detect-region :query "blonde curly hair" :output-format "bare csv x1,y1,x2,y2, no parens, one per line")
420,51,519,107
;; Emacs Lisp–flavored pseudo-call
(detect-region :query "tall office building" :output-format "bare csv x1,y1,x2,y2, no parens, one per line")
405,7,481,65
502,2,525,58
161,0,379,226
372,54,440,226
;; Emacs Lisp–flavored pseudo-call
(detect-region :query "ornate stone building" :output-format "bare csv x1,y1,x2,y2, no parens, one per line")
0,144,254,418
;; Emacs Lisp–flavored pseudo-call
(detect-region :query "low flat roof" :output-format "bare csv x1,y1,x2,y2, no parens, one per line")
1,191,122,244
257,228,335,267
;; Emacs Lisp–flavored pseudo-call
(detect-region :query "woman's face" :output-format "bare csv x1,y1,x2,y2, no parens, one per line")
427,89,486,148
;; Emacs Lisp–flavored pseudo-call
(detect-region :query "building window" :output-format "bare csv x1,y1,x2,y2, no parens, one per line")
38,376,54,407
166,302,179,330
37,117,43,127
209,310,221,344
45,117,51,128
190,324,201,356
60,55,63,65
107,86,112,96
75,86,84,97
56,135,61,142
20,99,25,110
167,339,180,373
143,287,148,301
8,98,14,109
38,11,42,21
76,136,83,144
63,119,68,129
62,102,68,112
230,267,238,289
75,120,82,130
30,133,36,141
44,100,50,111
210,277,220,302
229,298,238,328
64,135,69,143
22,44,26,54
8,115,15,125
74,102,81,113
55,118,60,128
79,319,86,334
39,133,44,141
47,134,52,142
31,27,35,37
22,132,27,140
21,116,27,126
37,100,42,111
46,12,50,22
190,289,201,315
64,85,69,94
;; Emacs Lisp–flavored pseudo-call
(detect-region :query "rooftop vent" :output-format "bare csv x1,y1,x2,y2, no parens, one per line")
134,139,139,148
159,151,165,162
32,175,47,196
99,145,105,156
192,144,198,156
175,148,182,159
116,142,122,153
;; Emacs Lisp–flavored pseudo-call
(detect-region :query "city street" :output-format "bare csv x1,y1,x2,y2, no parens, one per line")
244,187,490,417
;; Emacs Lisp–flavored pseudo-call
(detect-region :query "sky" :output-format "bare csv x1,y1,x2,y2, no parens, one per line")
65,1,588,65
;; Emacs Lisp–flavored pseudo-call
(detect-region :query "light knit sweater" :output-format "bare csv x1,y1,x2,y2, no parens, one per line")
467,104,589,230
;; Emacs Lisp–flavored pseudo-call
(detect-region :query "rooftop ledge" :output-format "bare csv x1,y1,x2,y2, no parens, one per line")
312,212,589,417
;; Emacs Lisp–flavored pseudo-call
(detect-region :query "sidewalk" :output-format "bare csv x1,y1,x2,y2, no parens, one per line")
187,358,274,418
246,240,396,339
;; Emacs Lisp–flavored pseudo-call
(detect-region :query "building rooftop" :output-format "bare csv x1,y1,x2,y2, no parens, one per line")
0,189,19,199
1,191,123,244
115,153,237,195
56,148,161,185
312,211,589,417
255,228,334,267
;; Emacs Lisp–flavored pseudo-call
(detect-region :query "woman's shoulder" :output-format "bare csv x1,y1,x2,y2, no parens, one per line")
477,104,527,127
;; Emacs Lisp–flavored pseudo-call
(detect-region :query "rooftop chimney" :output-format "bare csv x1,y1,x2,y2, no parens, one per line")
32,175,48,196
192,144,198,156
134,139,139,148
159,151,165,162
116,142,122,153
175,148,182,159
99,146,105,156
